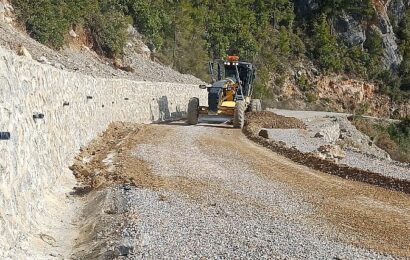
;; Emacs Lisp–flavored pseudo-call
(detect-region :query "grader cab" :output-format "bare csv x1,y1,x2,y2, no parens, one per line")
187,56,261,128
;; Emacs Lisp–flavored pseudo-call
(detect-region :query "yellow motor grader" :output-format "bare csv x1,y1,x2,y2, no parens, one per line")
187,56,261,128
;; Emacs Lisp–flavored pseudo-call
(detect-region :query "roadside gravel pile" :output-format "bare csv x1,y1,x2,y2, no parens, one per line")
341,151,410,181
270,110,410,181
244,111,410,193
245,111,306,135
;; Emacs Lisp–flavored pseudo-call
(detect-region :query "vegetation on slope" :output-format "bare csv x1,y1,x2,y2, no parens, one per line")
10,0,410,101
352,117,410,163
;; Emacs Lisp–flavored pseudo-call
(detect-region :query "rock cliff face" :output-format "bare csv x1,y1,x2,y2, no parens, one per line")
0,0,13,23
374,0,403,71
288,0,410,118
293,0,320,17
294,0,404,71
273,65,410,118
388,0,408,27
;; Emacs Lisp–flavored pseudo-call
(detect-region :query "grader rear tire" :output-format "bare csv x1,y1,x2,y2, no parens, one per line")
233,100,246,129
187,98,199,125
250,99,262,112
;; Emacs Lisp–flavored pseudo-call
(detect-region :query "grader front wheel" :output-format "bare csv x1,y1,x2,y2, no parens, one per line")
187,98,199,125
233,100,246,129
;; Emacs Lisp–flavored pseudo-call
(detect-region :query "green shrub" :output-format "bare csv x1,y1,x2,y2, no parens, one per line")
305,92,318,103
88,11,131,57
278,26,291,56
13,0,70,49
389,118,410,142
355,102,370,116
297,74,312,91
364,29,383,59
388,118,410,161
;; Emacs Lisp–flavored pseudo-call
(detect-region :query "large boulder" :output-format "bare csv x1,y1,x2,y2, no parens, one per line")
313,121,340,143
259,129,271,139
388,0,408,27
315,144,346,161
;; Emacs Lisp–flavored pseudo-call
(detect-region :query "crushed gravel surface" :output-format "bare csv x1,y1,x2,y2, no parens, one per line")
71,122,410,259
263,109,410,182
341,151,410,181
260,129,325,153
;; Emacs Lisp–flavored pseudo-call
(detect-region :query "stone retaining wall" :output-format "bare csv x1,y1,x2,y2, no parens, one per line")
0,46,206,257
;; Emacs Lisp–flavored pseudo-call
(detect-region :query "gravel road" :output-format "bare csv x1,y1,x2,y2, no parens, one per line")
73,121,410,259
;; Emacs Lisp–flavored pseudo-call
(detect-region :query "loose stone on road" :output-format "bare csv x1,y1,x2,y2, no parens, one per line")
72,121,410,259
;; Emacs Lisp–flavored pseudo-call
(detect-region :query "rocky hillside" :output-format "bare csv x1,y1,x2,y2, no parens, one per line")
3,0,410,118
271,0,410,118
0,0,202,84
272,66,410,119
295,0,403,70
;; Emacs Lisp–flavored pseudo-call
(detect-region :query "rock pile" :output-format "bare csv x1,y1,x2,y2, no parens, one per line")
313,121,340,143
246,111,306,136
243,111,410,193
315,144,346,161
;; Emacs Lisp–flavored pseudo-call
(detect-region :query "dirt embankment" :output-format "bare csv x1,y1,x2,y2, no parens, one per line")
70,122,149,190
243,111,410,194
274,73,410,119
245,111,306,130
70,122,209,198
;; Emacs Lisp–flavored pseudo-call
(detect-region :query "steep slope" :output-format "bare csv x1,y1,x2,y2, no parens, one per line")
0,19,202,84
295,0,402,70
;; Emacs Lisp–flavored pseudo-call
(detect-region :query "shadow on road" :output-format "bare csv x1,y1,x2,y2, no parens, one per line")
155,120,234,129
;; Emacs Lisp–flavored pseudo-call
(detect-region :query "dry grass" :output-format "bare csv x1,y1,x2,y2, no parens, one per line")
351,117,410,163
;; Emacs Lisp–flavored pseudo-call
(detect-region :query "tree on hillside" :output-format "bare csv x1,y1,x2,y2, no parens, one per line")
205,0,259,59
313,15,342,72
13,0,70,49
88,10,131,57
319,0,374,19
364,29,383,59
398,11,410,90
129,0,169,51
278,26,291,56
159,0,209,80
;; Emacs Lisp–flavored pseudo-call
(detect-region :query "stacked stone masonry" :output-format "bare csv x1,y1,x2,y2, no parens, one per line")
0,46,206,257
